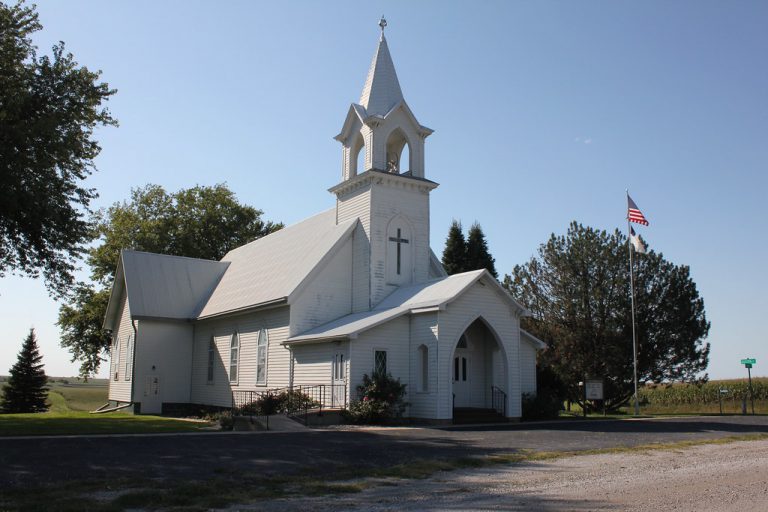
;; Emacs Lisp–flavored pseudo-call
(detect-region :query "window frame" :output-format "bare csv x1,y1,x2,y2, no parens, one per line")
206,336,215,384
113,336,121,381
417,344,429,392
229,332,240,385
125,334,134,381
255,328,268,386
373,349,387,376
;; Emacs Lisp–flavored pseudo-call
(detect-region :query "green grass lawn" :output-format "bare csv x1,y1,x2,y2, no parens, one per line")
0,377,215,437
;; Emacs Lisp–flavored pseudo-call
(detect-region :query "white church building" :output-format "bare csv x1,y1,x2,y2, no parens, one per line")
104,25,544,423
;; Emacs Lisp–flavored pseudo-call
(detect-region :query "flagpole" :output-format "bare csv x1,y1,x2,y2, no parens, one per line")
626,191,640,416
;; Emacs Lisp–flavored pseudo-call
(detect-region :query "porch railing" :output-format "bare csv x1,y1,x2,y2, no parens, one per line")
231,384,348,429
491,386,507,417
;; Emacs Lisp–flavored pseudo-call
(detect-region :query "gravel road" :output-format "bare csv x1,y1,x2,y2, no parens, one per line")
267,439,768,511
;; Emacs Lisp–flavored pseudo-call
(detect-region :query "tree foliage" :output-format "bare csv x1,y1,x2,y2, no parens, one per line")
441,220,467,275
466,222,497,278
0,1,116,297
504,222,710,410
1,328,49,413
57,183,282,376
441,220,497,277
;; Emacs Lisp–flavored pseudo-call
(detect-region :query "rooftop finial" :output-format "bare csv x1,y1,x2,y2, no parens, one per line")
379,15,387,37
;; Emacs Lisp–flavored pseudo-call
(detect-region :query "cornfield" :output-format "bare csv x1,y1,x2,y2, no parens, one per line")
639,378,768,413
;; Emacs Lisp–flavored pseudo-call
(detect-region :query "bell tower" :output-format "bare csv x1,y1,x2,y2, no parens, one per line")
331,18,438,310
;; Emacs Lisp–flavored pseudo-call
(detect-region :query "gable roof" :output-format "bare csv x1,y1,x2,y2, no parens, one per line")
197,209,357,319
286,269,525,344
521,329,547,350
103,250,229,330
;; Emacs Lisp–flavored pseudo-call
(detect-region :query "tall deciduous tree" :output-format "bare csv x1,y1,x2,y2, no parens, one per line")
466,222,497,278
1,328,49,413
441,220,467,275
0,2,116,297
58,184,282,377
504,222,710,410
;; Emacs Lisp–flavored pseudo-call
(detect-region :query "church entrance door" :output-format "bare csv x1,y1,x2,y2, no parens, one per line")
452,348,471,407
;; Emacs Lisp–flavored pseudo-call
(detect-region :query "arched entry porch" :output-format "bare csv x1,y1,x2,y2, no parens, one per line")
451,318,508,421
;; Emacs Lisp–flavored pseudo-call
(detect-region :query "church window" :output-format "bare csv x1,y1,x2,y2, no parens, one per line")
374,350,387,376
206,337,215,384
418,345,429,392
113,337,121,381
229,333,239,384
125,334,134,381
256,329,267,385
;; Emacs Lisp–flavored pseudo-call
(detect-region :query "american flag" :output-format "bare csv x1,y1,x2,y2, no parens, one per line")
627,195,649,226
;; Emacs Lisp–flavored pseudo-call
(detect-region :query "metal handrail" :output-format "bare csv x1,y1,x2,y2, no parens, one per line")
232,384,348,428
491,386,507,417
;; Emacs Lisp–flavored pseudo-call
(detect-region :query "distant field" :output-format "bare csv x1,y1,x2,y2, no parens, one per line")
0,377,214,436
639,378,768,415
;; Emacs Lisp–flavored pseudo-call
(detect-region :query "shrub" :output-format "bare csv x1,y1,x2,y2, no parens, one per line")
205,411,234,430
521,389,562,421
345,372,408,424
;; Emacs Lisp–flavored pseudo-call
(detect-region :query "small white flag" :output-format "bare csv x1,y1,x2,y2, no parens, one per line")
630,226,646,254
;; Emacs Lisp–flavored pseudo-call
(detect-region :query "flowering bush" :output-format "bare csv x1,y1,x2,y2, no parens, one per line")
345,372,408,424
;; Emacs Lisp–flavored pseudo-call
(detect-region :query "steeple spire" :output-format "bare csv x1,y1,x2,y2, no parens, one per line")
359,18,403,117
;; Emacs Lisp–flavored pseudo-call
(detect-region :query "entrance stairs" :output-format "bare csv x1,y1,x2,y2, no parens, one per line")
453,407,506,425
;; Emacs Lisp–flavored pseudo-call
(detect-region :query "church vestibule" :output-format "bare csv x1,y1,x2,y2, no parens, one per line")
452,318,508,411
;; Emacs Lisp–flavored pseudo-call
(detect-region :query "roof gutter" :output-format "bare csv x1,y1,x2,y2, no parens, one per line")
196,297,288,321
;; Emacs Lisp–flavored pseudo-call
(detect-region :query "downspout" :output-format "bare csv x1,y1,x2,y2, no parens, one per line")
130,319,138,409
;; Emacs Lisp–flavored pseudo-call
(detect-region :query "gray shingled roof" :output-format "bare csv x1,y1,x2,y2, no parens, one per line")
286,269,525,344
103,250,229,329
197,209,357,318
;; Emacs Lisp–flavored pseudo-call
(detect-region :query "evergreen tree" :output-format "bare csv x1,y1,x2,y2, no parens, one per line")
1,328,49,413
441,220,468,275
466,222,498,278
504,222,710,410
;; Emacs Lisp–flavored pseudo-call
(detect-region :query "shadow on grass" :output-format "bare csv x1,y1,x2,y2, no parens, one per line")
0,411,211,436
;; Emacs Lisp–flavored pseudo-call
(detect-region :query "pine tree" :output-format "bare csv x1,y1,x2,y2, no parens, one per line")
441,220,468,275
1,329,49,413
466,222,498,278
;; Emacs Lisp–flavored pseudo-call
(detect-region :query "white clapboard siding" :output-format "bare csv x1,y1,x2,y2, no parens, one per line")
190,306,291,408
133,320,194,412
337,186,372,314
291,341,348,390
108,292,134,403
408,312,439,419
290,237,353,337
349,316,410,402
519,338,538,395
436,282,522,420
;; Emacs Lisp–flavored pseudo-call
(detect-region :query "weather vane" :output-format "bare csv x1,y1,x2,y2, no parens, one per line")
379,16,387,35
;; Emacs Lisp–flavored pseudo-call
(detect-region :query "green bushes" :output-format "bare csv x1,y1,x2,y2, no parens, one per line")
345,373,408,424
521,390,562,421
240,390,319,416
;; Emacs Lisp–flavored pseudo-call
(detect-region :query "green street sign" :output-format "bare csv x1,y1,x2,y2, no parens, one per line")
741,358,757,365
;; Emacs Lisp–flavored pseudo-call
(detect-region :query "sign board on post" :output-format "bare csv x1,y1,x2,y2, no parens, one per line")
585,379,604,400
741,358,756,366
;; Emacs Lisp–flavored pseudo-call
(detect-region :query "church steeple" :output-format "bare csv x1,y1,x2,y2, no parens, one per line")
359,33,403,116
335,19,433,181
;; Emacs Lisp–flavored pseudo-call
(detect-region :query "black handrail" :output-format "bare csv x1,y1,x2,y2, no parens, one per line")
491,386,507,417
232,384,348,428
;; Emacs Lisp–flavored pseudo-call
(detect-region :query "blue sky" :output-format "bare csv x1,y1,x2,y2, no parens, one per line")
1,1,766,380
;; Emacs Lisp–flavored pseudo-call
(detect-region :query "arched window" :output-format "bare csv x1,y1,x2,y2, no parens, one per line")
418,344,429,392
256,329,268,385
351,133,365,176
385,128,409,174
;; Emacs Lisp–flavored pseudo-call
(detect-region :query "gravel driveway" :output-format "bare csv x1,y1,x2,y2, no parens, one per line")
265,439,768,511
